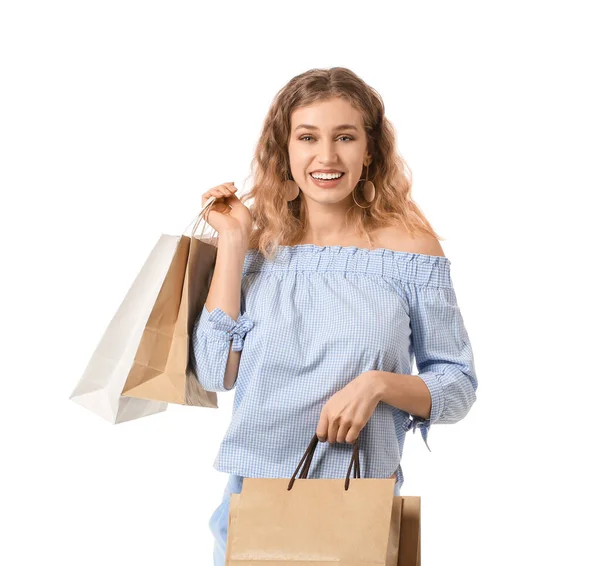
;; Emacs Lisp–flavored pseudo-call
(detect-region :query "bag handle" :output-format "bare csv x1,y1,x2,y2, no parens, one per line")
287,433,361,492
182,195,222,244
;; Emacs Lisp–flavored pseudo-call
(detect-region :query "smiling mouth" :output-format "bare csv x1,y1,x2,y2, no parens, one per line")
310,172,345,180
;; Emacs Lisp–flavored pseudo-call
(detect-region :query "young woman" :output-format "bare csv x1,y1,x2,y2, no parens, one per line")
191,67,478,565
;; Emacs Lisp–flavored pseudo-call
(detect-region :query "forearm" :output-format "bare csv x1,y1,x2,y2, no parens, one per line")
203,229,248,391
371,371,432,420
204,230,248,319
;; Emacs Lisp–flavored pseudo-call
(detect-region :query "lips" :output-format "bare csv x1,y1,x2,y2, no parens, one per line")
309,172,345,188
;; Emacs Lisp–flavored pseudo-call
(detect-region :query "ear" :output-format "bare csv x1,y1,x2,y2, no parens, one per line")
364,154,373,167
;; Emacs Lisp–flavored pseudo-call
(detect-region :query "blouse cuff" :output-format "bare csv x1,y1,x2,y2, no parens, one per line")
200,306,255,352
405,371,446,452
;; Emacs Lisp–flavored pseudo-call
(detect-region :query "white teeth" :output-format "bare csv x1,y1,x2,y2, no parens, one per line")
311,172,343,180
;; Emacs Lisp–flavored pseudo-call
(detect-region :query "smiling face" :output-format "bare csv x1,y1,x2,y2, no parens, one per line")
288,97,371,206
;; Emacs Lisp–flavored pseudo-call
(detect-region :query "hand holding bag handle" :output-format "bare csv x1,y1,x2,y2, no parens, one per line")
183,194,220,243
287,433,361,491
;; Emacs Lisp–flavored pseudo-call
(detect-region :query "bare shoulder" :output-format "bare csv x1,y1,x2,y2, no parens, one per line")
374,225,446,257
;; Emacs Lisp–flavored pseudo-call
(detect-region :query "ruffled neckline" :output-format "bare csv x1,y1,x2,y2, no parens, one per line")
243,243,453,287
271,243,450,263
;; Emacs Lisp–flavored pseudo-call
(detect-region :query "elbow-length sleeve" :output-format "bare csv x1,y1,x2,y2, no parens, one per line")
190,304,255,392
404,275,478,451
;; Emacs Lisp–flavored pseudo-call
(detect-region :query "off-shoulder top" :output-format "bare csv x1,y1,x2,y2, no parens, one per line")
191,244,478,491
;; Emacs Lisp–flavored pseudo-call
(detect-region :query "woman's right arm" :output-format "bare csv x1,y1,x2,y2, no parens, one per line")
191,230,252,391
191,183,255,392
204,230,249,391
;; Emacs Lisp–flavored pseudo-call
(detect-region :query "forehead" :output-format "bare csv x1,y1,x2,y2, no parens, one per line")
290,98,363,130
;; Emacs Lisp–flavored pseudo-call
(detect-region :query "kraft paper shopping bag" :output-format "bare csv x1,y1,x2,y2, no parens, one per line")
120,198,222,406
224,433,421,566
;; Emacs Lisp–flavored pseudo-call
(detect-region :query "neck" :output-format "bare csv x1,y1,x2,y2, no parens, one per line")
300,195,355,245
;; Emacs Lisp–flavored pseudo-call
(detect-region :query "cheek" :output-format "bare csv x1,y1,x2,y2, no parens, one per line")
288,143,306,162
290,153,313,174
348,145,366,163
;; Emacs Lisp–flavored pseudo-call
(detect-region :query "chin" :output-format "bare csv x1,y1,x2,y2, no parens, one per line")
305,190,353,203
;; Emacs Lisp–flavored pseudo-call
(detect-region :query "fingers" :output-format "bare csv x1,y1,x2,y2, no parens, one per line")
202,183,238,205
224,184,246,211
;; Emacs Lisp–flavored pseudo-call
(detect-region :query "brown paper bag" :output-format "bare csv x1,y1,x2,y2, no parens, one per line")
224,434,421,565
228,492,420,566
398,496,421,566
120,199,222,406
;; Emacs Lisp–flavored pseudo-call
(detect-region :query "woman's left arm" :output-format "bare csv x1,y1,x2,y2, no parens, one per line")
385,278,479,451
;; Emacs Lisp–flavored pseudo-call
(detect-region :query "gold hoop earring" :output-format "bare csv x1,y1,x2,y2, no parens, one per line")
284,176,300,201
352,162,376,209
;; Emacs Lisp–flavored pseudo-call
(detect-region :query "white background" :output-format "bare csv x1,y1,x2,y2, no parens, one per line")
2,1,598,564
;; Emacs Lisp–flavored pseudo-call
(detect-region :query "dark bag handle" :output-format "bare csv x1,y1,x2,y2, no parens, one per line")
287,433,361,491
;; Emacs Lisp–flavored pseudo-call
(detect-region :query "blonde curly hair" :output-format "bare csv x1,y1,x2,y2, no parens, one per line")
238,67,442,261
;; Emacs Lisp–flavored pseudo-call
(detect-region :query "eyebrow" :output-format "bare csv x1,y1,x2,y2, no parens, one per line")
294,124,359,132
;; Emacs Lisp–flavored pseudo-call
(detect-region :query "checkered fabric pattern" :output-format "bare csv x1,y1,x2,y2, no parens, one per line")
191,244,478,490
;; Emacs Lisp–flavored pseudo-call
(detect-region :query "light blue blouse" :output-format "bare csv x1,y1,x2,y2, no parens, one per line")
191,244,478,490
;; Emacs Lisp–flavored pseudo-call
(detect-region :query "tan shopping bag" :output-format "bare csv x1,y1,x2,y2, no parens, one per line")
224,433,421,565
120,197,224,406
398,496,421,566
228,488,421,566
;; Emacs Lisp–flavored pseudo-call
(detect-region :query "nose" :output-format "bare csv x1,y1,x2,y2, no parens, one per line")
317,139,339,164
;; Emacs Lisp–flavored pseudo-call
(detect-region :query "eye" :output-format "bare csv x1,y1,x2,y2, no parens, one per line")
299,135,354,142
